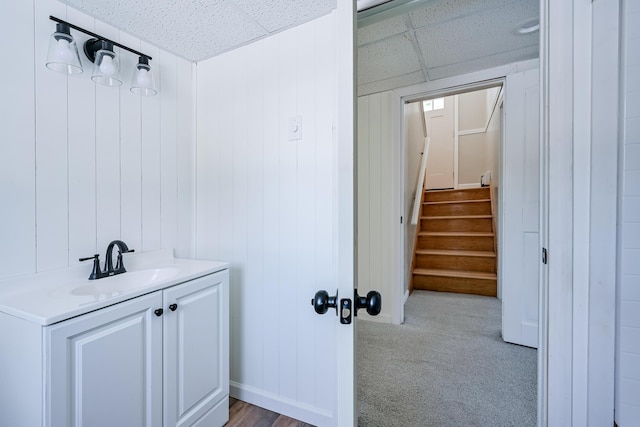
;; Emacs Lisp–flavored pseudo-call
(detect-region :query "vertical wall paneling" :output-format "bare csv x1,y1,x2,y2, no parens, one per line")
356,91,398,322
357,97,371,302
119,35,143,251
231,46,250,387
195,14,337,425
244,42,266,390
141,42,162,252
312,15,336,410
277,24,299,401
0,0,36,278
35,0,69,272
617,0,640,424
260,34,282,396
67,8,97,265
160,51,178,254
368,94,382,307
296,17,317,406
379,92,393,321
0,0,194,283
94,20,121,251
176,61,194,258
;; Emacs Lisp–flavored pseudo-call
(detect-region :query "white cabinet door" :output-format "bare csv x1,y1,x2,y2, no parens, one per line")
46,292,163,427
163,271,229,427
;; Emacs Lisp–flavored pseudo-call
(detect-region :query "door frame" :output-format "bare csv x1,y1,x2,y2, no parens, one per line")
396,71,522,328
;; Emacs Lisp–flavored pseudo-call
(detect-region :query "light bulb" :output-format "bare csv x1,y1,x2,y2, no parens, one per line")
56,38,74,62
136,68,151,86
99,54,116,75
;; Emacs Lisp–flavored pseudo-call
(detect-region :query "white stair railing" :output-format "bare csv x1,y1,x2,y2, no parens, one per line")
410,136,430,226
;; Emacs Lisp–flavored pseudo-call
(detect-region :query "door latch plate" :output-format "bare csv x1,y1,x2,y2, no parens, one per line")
340,298,352,324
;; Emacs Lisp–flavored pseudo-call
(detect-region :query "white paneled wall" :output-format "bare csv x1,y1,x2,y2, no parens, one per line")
0,0,194,282
357,91,399,323
195,13,336,426
617,0,640,424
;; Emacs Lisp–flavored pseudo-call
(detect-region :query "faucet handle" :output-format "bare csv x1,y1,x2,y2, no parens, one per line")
79,254,100,262
115,248,135,272
79,254,103,280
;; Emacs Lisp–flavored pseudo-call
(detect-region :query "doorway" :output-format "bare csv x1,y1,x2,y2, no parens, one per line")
356,72,540,425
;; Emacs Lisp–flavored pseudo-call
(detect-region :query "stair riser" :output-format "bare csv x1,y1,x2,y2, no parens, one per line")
413,275,497,297
416,254,496,273
419,235,494,251
423,202,491,216
425,188,490,202
421,218,492,232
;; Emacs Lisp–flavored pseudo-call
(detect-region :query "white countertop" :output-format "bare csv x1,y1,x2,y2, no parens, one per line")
0,249,229,326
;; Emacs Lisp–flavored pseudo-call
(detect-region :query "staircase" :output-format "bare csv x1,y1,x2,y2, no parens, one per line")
411,187,497,297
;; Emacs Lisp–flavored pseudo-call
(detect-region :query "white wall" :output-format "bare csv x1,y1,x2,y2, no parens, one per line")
357,91,399,323
0,0,194,283
195,13,337,426
616,0,640,424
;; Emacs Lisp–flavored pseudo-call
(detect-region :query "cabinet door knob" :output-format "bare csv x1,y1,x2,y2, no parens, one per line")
154,308,164,317
169,303,178,311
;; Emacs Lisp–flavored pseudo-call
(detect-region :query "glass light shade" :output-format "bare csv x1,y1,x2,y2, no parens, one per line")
45,27,83,75
91,49,122,86
130,58,157,96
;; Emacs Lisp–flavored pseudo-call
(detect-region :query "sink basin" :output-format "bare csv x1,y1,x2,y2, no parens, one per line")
71,267,181,296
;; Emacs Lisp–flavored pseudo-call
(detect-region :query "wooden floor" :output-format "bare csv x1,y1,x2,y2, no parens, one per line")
226,397,315,427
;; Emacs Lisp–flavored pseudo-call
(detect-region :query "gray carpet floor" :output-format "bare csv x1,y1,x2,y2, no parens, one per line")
357,290,537,427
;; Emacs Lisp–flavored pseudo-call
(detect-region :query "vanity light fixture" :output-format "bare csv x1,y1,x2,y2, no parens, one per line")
85,39,122,86
45,22,83,74
46,16,157,96
130,56,157,96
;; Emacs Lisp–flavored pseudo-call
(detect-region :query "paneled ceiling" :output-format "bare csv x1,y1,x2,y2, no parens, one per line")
357,0,539,95
58,0,539,96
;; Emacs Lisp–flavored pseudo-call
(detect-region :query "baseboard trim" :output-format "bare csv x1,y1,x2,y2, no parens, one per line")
403,289,410,305
230,381,332,426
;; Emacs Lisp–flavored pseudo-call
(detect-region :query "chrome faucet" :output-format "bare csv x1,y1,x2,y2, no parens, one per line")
79,240,135,280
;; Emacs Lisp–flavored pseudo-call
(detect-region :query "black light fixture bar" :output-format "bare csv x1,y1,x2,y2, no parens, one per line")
49,15,152,60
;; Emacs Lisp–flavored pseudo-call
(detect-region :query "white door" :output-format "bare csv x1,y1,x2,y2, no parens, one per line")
425,96,455,190
46,292,163,427
163,271,229,427
501,68,540,348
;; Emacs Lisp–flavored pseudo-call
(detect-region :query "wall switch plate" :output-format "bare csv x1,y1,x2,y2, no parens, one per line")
288,115,302,141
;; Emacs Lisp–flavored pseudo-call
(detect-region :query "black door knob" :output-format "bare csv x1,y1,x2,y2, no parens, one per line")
311,290,339,315
354,290,382,316
169,303,178,311
154,308,164,317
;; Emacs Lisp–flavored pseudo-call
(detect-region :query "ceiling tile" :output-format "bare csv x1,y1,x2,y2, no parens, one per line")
231,0,336,33
409,0,519,29
358,70,425,96
414,0,538,68
60,0,337,61
358,15,408,46
358,34,423,84
426,45,538,80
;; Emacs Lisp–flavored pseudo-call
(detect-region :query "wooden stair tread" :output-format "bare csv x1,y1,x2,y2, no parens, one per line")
424,199,491,205
420,215,492,220
415,249,496,257
419,231,494,237
413,268,497,280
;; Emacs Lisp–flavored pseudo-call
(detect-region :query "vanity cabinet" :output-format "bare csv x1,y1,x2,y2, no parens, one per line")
0,268,229,427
